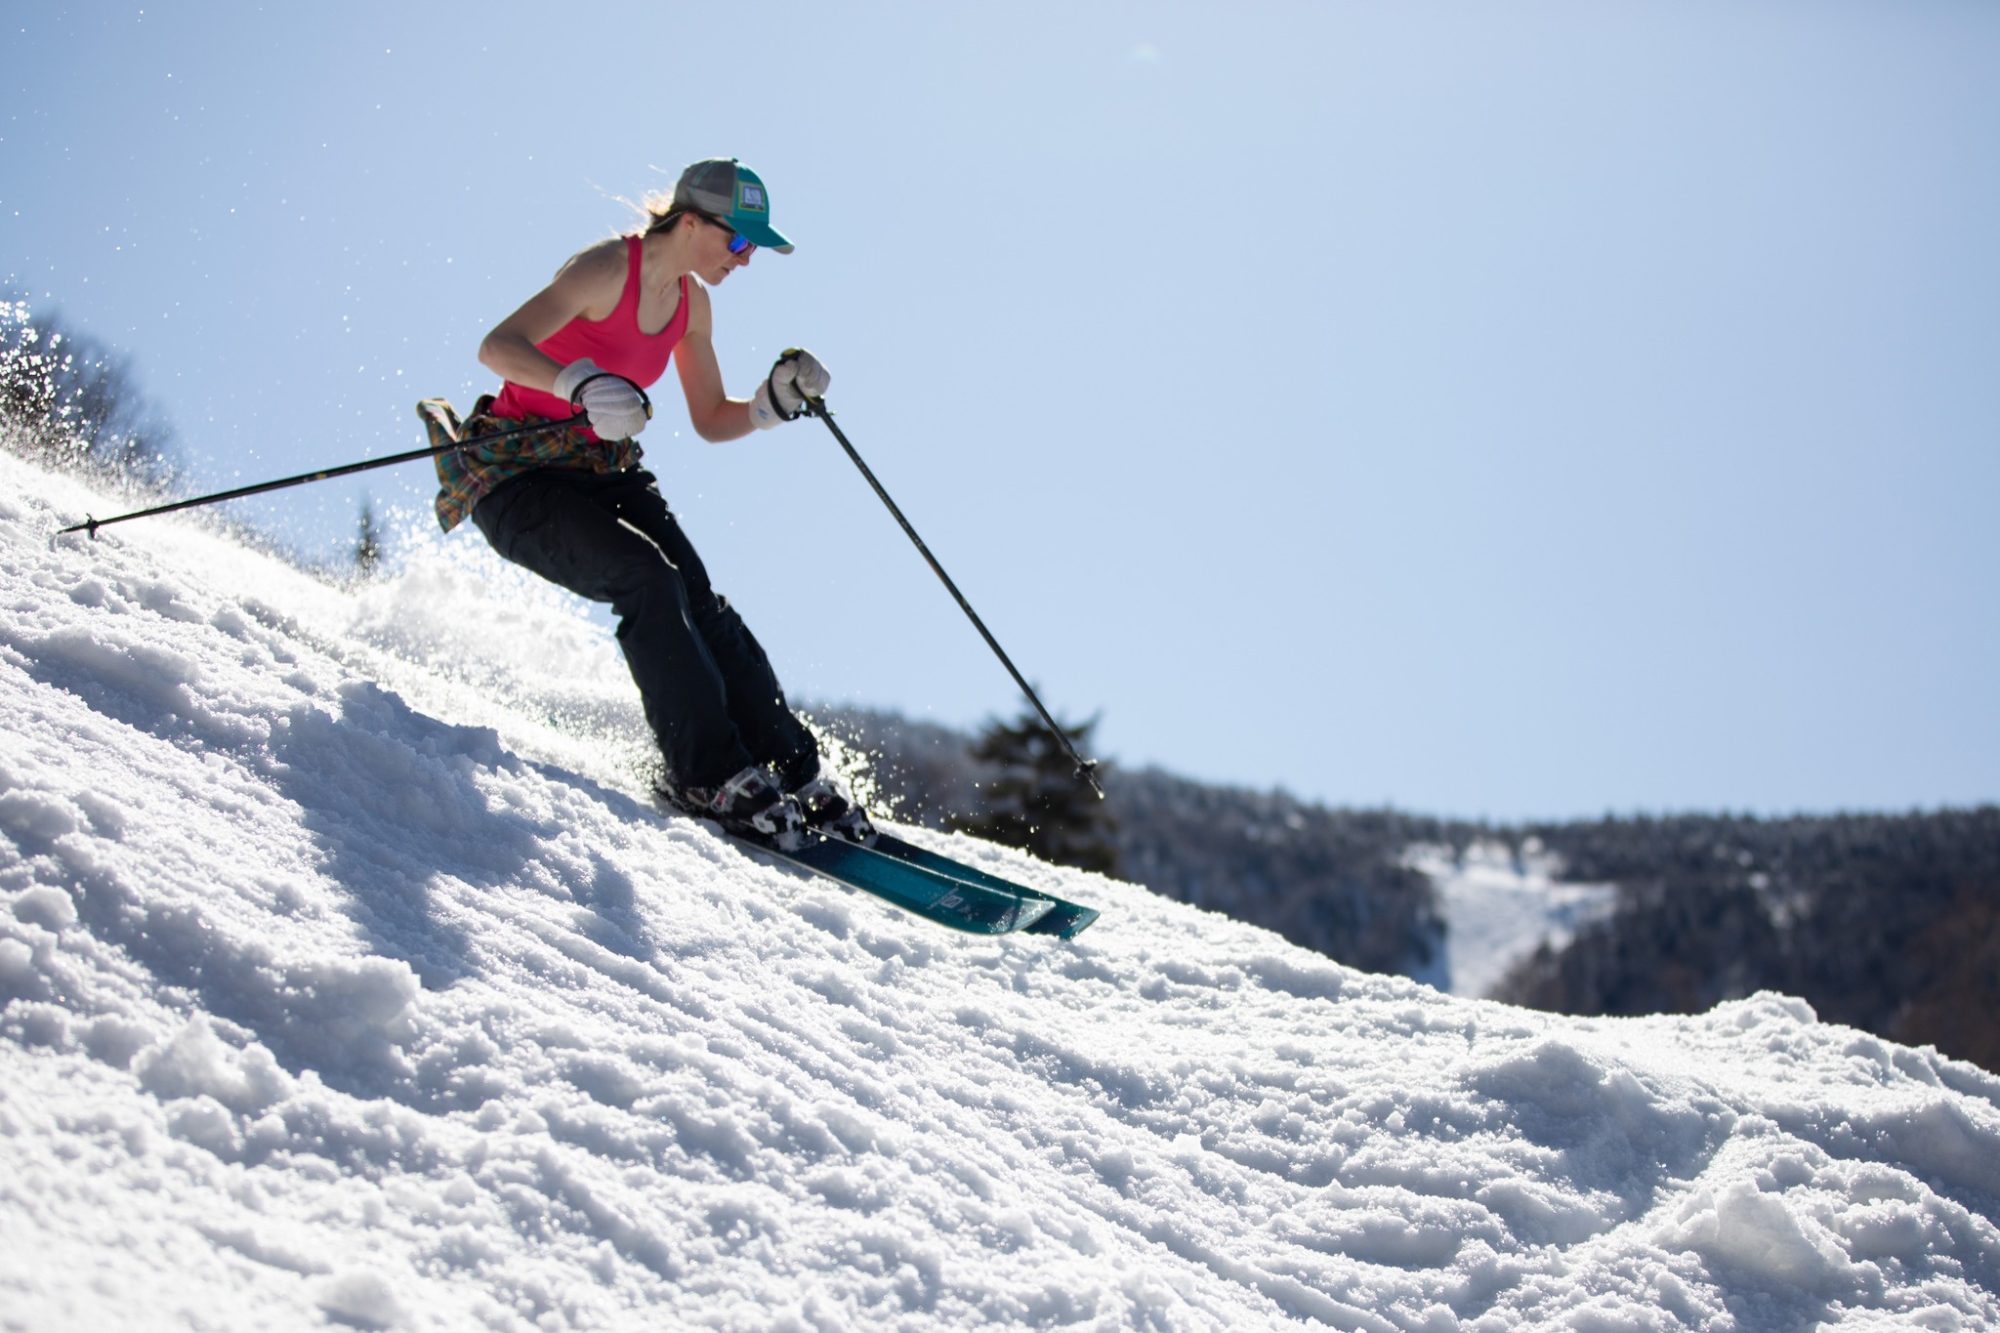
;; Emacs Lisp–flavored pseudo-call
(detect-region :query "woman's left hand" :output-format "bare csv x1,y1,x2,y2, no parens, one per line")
752,348,831,429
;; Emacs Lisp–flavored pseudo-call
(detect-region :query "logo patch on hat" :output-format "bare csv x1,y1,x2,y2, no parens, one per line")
736,182,768,214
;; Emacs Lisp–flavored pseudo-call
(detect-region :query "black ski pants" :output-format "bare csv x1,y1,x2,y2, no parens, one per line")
471,466,817,790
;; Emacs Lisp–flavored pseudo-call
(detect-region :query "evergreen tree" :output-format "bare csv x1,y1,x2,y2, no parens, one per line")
952,709,1117,874
354,497,384,577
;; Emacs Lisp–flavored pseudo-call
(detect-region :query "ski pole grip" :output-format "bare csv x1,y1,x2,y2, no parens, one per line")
566,373,652,421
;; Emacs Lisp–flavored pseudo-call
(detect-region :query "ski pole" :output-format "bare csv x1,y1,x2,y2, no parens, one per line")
803,396,1104,799
56,412,587,538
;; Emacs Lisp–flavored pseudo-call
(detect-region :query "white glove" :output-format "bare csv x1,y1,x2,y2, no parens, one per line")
552,357,650,440
750,348,830,430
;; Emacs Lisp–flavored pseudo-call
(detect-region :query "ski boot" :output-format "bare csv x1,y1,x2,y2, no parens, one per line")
790,768,878,847
662,765,806,851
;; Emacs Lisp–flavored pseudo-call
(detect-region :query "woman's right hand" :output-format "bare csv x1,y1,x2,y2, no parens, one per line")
553,358,651,440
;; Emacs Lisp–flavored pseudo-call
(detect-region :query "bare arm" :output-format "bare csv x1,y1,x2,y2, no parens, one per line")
673,282,758,443
477,241,628,393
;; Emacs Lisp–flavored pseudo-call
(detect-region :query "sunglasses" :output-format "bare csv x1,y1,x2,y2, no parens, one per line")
702,213,756,255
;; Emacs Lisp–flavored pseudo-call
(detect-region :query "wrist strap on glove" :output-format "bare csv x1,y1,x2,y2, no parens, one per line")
567,371,653,422
765,348,808,422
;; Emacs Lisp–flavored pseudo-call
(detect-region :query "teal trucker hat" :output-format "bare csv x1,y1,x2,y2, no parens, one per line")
673,158,794,254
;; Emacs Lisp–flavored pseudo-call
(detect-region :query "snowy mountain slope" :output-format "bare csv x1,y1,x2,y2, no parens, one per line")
1405,843,1618,1000
3,449,1998,1331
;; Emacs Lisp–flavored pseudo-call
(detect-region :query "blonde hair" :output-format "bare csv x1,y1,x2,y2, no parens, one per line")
636,189,699,238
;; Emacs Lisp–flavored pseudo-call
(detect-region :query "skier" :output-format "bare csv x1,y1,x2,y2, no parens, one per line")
418,157,872,849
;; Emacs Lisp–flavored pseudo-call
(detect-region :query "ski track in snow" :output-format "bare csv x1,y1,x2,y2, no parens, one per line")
2,450,1998,1332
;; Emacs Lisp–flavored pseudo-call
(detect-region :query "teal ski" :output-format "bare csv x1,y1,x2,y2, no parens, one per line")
692,820,1056,932
660,793,1100,936
861,832,1100,939
752,832,1058,935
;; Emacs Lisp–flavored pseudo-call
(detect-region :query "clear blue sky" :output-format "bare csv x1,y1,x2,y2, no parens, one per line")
6,1,1996,821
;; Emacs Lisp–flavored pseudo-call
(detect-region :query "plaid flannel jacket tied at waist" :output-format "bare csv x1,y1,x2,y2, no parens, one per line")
419,394,643,532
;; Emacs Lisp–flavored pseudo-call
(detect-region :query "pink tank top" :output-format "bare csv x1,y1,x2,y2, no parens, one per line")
490,235,689,438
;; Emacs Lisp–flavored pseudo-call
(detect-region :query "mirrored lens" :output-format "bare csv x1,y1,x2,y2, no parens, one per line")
706,213,753,255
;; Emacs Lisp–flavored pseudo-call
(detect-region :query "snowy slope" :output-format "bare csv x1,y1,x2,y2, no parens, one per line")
3,449,1998,1332
1406,843,1618,1001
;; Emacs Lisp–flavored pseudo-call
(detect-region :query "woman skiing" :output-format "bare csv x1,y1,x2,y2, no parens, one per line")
419,157,870,849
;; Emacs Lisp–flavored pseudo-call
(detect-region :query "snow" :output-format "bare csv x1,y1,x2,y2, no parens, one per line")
2,449,1998,1331
1407,841,1618,1000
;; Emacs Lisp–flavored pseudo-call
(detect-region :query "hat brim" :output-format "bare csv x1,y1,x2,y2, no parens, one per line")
735,218,794,254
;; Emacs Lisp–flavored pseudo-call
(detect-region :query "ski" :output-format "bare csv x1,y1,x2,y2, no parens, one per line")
656,793,1101,937
860,832,1101,939
745,831,1061,935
